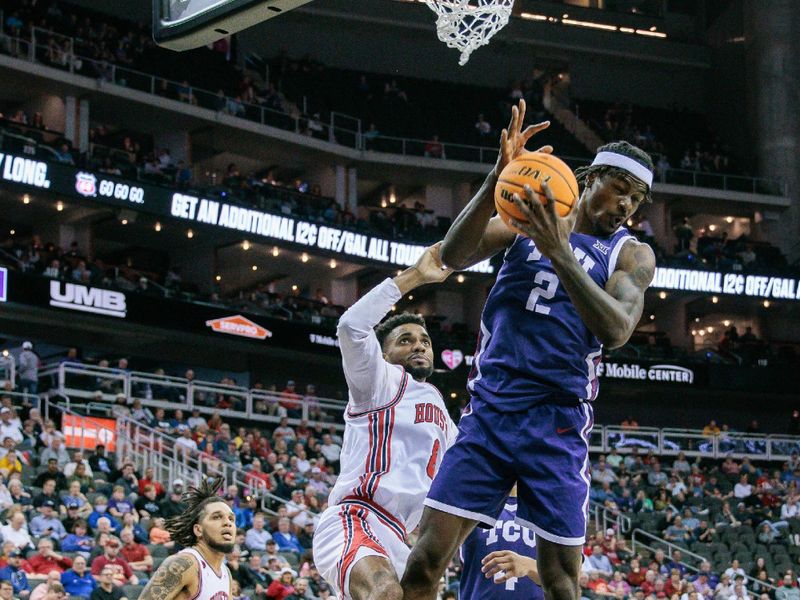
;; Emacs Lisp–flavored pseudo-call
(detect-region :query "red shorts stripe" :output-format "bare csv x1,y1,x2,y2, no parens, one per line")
337,507,389,595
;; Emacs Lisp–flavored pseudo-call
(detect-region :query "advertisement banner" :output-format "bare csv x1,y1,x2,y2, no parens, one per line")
0,155,492,273
62,414,116,450
0,267,6,303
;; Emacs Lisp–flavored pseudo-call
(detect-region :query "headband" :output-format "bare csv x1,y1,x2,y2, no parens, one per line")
591,151,653,188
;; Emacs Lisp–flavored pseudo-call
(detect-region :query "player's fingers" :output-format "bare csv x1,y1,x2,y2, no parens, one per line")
512,192,537,223
532,144,553,154
518,99,526,128
482,551,511,564
510,105,518,134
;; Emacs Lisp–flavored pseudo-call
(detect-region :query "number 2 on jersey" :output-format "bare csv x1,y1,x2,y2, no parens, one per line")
525,242,596,315
426,439,441,479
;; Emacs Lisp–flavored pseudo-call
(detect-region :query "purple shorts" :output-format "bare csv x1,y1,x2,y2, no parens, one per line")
425,397,594,545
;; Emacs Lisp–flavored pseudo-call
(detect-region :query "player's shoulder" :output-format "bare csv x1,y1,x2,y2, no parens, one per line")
615,237,656,274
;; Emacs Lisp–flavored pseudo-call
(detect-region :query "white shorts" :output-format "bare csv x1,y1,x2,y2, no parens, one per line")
313,500,410,599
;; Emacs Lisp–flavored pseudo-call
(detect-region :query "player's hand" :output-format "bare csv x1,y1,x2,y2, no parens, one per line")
509,179,577,260
394,243,452,294
494,99,552,178
481,550,539,584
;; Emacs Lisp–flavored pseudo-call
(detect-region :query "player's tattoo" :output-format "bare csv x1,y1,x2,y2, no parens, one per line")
138,554,194,600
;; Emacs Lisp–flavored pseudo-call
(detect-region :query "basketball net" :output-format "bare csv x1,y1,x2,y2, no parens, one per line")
424,0,515,66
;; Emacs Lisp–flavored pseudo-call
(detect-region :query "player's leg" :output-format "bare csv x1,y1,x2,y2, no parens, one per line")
402,402,517,599
512,402,594,600
400,506,477,600
348,555,402,600
536,538,583,600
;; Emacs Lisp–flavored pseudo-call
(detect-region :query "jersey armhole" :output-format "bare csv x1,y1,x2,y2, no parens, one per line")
346,367,409,418
607,235,635,277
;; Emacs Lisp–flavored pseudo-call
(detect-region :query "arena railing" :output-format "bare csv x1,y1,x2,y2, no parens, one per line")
589,500,632,536
38,361,347,430
630,528,777,591
0,28,786,197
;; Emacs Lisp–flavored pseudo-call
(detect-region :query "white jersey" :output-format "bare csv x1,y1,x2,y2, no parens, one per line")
328,278,458,536
180,548,230,600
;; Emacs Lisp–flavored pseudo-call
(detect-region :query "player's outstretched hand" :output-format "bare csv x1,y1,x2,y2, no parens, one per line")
413,242,453,285
481,550,540,584
394,242,453,295
509,179,578,260
494,99,552,178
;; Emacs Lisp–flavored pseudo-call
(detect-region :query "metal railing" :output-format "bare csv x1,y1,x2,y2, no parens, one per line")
39,361,347,430
590,500,632,535
631,528,777,591
0,28,786,196
35,362,800,463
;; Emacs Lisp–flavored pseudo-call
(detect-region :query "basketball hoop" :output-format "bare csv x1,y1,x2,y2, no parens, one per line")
424,0,515,66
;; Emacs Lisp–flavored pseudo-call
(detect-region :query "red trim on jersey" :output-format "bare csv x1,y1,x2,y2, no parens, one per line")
346,367,409,417
368,406,395,496
336,506,388,594
340,496,408,542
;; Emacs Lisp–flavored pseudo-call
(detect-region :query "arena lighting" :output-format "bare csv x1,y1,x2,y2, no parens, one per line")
215,275,221,281
1,350,7,358
649,314,655,320
391,305,397,311
764,300,770,308
22,194,30,204
271,246,280,257
562,18,618,32
242,240,251,250
519,12,548,21
636,29,667,38
723,320,731,327
706,326,714,333
658,291,667,299
389,192,396,204
329,259,337,269
186,229,194,239
154,221,162,232
562,13,569,18
291,285,298,291
695,317,700,322
396,270,403,276
698,330,705,336
251,265,258,271
56,200,64,212
121,219,128,225
9,230,15,236
380,200,388,208
408,295,414,300
300,253,309,263
708,224,717,232
711,296,719,303
691,330,697,336
456,274,466,283
450,392,457,399
725,216,734,223
619,27,635,33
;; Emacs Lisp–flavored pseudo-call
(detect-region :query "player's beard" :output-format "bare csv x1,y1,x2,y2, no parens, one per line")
407,362,434,381
204,536,235,554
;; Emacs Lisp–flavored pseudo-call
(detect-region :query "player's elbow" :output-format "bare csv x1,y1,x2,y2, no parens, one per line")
439,243,469,271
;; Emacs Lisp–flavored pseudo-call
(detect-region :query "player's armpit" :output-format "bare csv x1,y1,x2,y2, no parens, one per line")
138,554,195,600
604,240,656,348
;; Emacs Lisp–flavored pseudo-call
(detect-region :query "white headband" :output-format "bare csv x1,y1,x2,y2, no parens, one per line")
591,151,653,187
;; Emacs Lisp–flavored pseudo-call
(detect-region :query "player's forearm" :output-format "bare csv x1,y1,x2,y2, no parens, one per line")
549,248,634,348
440,170,498,269
521,557,541,585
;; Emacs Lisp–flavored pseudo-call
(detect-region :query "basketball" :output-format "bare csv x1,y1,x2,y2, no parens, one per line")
494,152,580,235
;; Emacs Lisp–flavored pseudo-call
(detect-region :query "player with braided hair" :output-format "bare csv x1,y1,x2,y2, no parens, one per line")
402,100,656,600
139,478,234,600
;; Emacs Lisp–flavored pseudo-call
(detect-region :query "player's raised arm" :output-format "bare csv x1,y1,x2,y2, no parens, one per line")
137,553,197,600
337,244,452,406
440,99,551,270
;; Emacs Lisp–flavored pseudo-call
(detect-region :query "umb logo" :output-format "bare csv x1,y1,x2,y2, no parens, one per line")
206,315,272,340
75,172,97,197
49,281,127,318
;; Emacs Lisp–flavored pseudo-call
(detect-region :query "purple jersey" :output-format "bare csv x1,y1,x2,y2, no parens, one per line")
458,497,543,600
468,228,634,409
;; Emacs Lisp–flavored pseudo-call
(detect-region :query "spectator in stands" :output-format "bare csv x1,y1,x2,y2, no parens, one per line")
158,481,186,518
424,135,444,159
89,566,126,600
266,568,296,600
0,411,22,445
61,555,96,599
114,464,138,497
61,520,94,554
63,452,93,479
136,468,164,499
88,446,112,478
39,439,70,470
647,461,668,487
33,480,61,511
54,144,75,165
24,539,72,575
271,518,303,557
61,481,91,517
90,536,137,587
620,416,639,430
17,342,38,401
133,486,160,520
0,447,23,478
733,475,753,501
585,545,613,578
245,514,272,552
107,487,134,520
29,572,64,600
0,511,33,553
67,463,95,493
280,381,302,418
319,434,341,472
118,529,151,575
0,551,30,598
88,497,120,532
35,462,67,492
29,501,66,541
723,560,746,580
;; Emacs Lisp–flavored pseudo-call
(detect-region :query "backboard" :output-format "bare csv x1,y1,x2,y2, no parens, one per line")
153,0,314,51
